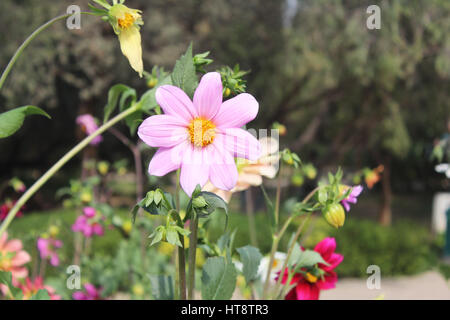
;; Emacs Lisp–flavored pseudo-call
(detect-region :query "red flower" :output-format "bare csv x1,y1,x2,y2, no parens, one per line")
278,237,343,300
0,200,24,221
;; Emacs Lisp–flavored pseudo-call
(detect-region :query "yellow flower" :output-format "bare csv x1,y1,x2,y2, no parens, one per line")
132,284,145,296
108,4,144,77
122,220,132,234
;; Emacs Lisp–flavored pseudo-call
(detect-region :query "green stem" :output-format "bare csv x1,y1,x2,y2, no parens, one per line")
0,105,140,236
0,12,93,90
272,187,320,299
262,216,293,299
174,169,186,300
187,213,199,300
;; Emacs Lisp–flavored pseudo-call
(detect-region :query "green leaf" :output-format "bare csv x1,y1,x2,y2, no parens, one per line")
236,245,263,284
289,246,329,270
148,275,174,300
149,226,165,246
201,257,237,300
0,106,50,139
103,84,134,123
171,43,198,97
166,227,182,247
30,289,50,300
140,75,172,113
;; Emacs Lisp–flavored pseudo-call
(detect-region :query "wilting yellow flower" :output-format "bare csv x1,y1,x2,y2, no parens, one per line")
108,4,144,77
203,137,279,202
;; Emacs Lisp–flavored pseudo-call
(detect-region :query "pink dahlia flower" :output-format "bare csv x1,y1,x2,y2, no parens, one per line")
0,232,31,280
72,207,104,238
73,283,102,300
37,237,63,267
340,185,363,212
277,237,343,300
76,114,103,145
19,277,61,300
138,72,261,196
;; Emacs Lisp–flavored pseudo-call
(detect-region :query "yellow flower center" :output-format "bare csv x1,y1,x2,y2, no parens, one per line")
118,13,135,30
188,118,216,147
305,272,318,283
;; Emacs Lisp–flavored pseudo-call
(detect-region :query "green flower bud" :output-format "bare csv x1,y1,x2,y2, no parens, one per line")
323,203,345,228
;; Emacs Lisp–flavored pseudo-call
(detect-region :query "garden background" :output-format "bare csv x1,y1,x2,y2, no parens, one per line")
0,0,449,299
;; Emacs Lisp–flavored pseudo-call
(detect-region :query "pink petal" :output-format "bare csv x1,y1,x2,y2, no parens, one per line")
156,85,197,122
207,143,238,191
50,254,60,267
11,251,31,266
321,253,344,272
295,282,320,300
148,141,189,176
213,93,259,129
138,115,189,148
193,72,223,119
83,207,96,218
180,146,210,196
10,267,28,279
217,128,261,161
73,292,87,300
4,239,23,252
317,271,338,290
314,237,336,261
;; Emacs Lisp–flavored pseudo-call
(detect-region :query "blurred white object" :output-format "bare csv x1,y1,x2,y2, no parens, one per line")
257,252,287,283
435,163,450,178
431,192,450,234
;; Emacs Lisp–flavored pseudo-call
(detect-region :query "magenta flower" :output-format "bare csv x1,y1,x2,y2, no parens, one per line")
76,114,103,145
37,237,63,267
73,283,102,300
277,237,343,300
72,207,104,238
340,185,363,212
138,72,261,196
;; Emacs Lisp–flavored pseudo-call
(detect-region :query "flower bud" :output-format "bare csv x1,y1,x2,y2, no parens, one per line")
123,220,133,234
192,196,207,209
49,225,60,237
323,203,345,228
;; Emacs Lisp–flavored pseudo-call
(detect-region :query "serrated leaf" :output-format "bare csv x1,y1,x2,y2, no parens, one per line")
236,245,263,284
149,227,164,246
0,106,50,138
171,43,198,97
201,257,237,300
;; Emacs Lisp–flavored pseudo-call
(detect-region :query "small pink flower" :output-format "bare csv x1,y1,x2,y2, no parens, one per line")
18,277,61,300
37,238,63,267
138,72,261,196
0,232,31,280
72,207,104,238
73,283,102,300
76,114,103,145
277,237,343,300
340,185,363,212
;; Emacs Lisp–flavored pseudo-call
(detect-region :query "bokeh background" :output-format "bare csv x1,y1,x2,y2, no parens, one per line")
0,0,449,299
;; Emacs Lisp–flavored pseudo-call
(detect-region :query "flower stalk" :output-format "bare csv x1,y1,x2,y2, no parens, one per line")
187,213,199,300
0,12,93,90
0,104,141,237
